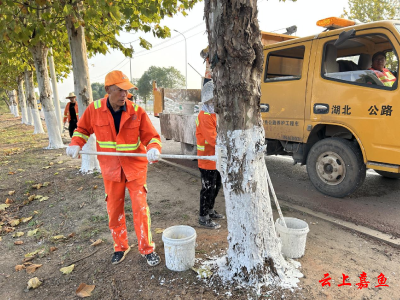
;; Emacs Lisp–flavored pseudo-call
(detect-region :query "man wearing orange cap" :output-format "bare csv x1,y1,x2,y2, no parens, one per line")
66,70,162,266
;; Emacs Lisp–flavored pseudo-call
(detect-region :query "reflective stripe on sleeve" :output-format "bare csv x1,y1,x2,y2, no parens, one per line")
72,132,89,141
94,100,102,109
96,140,117,149
148,138,162,147
197,144,205,151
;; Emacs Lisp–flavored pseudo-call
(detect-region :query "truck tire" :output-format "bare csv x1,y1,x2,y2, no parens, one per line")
374,170,400,179
306,138,366,198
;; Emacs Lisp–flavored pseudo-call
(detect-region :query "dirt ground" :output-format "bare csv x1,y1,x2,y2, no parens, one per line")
1,112,399,300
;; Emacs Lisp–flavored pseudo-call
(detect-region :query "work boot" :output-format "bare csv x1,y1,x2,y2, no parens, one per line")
111,246,131,265
143,251,161,267
199,215,221,229
208,209,225,219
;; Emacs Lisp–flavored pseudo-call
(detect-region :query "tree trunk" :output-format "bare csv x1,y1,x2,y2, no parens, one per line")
204,0,300,289
48,48,63,135
66,15,100,173
7,90,19,117
24,70,34,126
17,75,28,124
30,42,63,148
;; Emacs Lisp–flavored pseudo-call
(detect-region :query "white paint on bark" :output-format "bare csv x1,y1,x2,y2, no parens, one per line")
48,48,63,135
24,70,43,131
80,135,101,173
30,42,63,148
216,127,302,291
8,90,19,117
17,76,28,124
66,14,99,172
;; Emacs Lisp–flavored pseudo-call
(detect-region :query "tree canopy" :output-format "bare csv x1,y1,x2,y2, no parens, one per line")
136,66,185,100
343,0,399,22
91,82,106,100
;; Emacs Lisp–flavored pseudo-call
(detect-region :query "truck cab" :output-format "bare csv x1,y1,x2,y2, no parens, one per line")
262,17,400,197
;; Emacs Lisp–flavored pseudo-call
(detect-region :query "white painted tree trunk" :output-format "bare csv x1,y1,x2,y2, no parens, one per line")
17,76,28,124
205,0,301,291
66,15,100,173
7,90,19,117
48,48,63,135
24,70,44,133
30,42,63,148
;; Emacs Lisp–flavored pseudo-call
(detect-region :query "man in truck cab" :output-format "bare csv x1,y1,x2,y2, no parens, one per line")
368,52,396,87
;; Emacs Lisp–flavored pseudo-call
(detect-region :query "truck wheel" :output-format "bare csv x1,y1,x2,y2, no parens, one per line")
374,170,400,179
306,138,366,198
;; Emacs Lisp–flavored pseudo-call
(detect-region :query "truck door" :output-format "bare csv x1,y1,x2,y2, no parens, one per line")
311,28,400,166
261,41,312,142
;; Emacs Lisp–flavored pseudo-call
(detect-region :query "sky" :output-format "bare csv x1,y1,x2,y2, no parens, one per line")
56,0,349,102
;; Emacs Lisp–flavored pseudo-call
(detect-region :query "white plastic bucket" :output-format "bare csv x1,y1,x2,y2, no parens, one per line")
162,225,197,271
275,217,309,259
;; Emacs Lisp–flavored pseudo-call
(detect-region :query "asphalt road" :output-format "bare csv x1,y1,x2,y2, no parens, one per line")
149,114,400,238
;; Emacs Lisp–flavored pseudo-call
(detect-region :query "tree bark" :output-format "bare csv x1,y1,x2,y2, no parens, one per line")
24,69,34,126
7,90,19,117
30,42,63,147
204,0,300,289
17,75,28,124
66,14,100,173
48,48,63,135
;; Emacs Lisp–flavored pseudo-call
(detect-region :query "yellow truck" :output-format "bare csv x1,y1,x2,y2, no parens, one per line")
156,18,400,197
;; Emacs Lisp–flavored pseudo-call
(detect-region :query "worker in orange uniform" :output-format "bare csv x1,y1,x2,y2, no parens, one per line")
195,80,224,229
369,52,396,87
63,92,79,137
66,70,162,266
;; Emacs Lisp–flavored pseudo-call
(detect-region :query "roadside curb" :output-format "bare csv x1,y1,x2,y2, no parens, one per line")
161,158,400,249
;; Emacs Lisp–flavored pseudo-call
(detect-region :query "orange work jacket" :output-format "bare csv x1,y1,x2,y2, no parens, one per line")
70,97,162,182
63,102,79,123
196,111,217,170
369,68,396,87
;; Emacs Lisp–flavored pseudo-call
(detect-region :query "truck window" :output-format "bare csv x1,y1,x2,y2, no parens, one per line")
264,46,305,82
322,34,398,89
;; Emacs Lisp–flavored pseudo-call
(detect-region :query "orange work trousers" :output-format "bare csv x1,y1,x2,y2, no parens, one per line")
104,170,155,254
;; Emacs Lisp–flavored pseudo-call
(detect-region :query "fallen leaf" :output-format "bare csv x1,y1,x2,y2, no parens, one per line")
27,277,42,289
52,235,65,240
93,185,98,189
34,195,43,200
57,161,64,164
23,256,35,263
54,172,59,175
28,195,36,201
76,283,95,298
14,240,24,245
49,162,54,166
0,236,2,241
39,197,49,202
68,232,75,238
8,190,15,196
26,264,42,274
25,250,40,258
12,232,24,238
34,211,39,214
77,187,83,191
32,184,42,189
23,262,32,266
155,228,164,234
60,264,74,274
0,221,3,226
15,265,25,271
21,216,33,223
27,229,38,237
90,239,103,246
0,204,10,211
57,168,66,171
9,219,20,227
192,266,213,279
42,182,50,187
56,154,62,156
3,227,14,233
42,166,51,169
17,169,24,172
8,172,15,175
50,247,58,252
5,198,13,204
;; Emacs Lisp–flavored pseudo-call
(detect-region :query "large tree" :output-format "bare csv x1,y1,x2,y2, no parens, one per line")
204,0,300,290
137,66,185,100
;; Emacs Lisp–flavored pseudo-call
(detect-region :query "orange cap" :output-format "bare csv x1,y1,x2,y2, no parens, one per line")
105,70,137,90
127,93,133,99
104,93,108,98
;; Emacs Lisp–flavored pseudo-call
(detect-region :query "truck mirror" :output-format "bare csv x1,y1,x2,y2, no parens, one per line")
334,29,356,47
